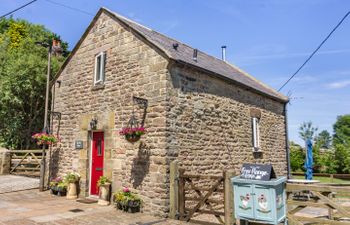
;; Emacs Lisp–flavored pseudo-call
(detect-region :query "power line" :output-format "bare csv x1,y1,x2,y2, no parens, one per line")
43,0,94,16
278,10,350,92
0,0,38,18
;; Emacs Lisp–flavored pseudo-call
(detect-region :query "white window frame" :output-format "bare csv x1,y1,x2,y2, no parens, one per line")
94,52,106,85
252,117,260,151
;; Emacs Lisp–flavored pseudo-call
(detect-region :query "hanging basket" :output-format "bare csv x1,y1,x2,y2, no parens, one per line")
119,127,146,143
120,98,147,143
125,133,141,143
32,133,59,146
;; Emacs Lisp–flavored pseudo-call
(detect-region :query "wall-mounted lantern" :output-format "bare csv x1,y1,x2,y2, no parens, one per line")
89,117,98,130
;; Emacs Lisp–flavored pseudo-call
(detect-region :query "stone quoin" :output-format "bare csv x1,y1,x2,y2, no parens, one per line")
51,7,289,217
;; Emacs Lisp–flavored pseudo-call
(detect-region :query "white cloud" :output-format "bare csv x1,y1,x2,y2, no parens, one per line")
327,80,350,89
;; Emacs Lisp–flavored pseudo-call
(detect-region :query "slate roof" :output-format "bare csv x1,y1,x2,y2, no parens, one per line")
56,8,288,103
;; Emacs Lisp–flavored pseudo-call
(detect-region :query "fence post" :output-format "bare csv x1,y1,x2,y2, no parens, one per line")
328,192,334,220
178,168,185,220
224,169,236,225
330,174,334,183
0,148,10,175
169,160,179,219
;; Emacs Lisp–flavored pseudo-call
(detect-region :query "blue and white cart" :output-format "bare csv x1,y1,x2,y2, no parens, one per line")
232,176,287,225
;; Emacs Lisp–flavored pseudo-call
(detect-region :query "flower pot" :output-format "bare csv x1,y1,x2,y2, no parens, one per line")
66,182,78,199
127,200,140,213
125,133,141,143
98,183,111,206
115,201,140,213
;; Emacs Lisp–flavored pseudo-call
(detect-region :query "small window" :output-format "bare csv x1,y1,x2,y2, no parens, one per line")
94,52,106,85
252,117,260,151
97,139,102,156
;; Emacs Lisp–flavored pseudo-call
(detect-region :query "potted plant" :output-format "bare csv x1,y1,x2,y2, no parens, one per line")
114,187,142,213
49,177,67,196
97,176,112,206
64,172,80,200
32,132,59,146
119,127,146,143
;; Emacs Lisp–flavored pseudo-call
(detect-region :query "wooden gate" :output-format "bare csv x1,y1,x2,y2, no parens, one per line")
286,183,350,224
169,161,235,225
9,150,44,177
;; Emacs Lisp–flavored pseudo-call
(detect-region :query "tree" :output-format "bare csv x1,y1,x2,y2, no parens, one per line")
315,130,332,149
333,115,350,173
289,141,305,172
0,17,68,149
298,121,318,142
333,115,350,146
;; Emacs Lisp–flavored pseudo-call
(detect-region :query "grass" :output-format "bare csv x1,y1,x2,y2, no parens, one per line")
292,175,350,184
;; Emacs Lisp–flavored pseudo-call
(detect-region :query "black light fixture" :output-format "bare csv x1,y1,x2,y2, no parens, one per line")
89,117,98,130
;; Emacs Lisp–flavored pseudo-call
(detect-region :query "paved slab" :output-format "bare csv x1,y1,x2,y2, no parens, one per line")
0,175,39,194
0,189,192,225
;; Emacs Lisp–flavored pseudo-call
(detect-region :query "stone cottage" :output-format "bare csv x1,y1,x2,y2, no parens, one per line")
51,7,289,217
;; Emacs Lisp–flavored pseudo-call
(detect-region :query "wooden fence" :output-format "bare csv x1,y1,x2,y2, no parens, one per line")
169,162,350,225
286,183,350,224
169,161,235,225
9,150,44,177
292,172,350,181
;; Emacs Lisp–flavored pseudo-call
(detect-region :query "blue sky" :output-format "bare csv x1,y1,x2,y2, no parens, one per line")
2,0,350,145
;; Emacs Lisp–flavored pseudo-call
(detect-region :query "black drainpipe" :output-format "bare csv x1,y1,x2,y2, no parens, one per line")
284,102,291,179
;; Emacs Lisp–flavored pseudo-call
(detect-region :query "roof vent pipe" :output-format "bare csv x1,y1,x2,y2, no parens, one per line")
193,49,198,62
221,45,227,61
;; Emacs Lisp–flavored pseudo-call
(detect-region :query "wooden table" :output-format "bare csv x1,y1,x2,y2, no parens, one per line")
287,179,320,184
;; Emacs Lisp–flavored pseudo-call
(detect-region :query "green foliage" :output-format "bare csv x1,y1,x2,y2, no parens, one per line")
291,116,350,174
333,115,350,146
289,141,305,172
114,188,142,207
315,130,332,149
64,172,80,183
97,176,111,187
0,17,68,149
298,121,318,141
49,177,67,190
333,115,350,173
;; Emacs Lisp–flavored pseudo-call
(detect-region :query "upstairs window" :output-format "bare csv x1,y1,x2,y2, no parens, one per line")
94,52,106,85
252,117,260,151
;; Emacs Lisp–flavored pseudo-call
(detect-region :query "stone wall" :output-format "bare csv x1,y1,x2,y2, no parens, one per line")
52,11,169,216
0,148,10,175
166,64,287,176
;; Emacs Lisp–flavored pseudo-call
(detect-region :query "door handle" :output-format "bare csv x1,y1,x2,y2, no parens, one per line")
96,167,103,171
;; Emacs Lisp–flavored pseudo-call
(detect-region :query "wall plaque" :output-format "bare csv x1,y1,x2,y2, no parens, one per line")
75,140,83,149
240,163,276,181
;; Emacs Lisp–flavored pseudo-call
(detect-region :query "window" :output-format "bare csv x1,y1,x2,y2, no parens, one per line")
94,52,106,85
97,139,102,156
252,117,260,151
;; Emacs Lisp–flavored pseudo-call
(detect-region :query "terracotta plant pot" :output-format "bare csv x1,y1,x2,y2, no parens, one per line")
98,183,111,206
66,182,78,200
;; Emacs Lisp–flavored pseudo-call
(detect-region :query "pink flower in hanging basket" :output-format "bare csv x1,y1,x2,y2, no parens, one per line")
32,132,59,146
119,127,146,136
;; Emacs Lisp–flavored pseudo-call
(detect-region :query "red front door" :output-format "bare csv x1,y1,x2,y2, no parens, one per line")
90,132,104,195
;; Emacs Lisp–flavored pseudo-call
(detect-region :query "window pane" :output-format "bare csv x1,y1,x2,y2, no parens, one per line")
101,53,105,81
97,139,102,156
96,55,101,82
252,118,260,149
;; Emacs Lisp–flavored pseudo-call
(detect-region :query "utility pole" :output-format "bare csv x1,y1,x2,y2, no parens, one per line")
36,39,61,191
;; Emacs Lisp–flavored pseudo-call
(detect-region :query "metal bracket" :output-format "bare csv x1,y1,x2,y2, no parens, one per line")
133,96,148,107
